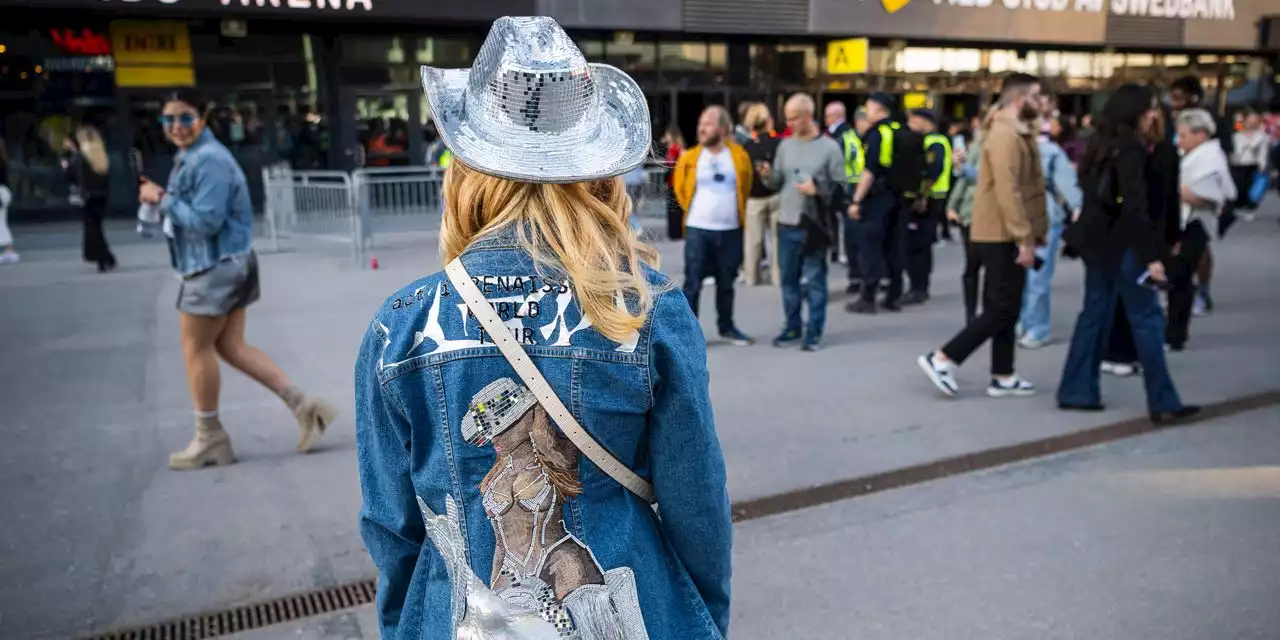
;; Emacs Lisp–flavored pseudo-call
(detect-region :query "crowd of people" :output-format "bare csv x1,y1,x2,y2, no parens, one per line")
662,74,1272,420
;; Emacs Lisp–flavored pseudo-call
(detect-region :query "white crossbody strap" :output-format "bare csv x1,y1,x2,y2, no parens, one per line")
445,259,657,504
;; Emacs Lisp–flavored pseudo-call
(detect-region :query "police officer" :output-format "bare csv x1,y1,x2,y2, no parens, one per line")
846,92,903,314
902,108,951,305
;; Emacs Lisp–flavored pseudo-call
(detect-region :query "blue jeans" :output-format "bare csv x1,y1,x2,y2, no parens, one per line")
1019,223,1064,343
1057,252,1184,414
778,223,828,339
683,227,744,334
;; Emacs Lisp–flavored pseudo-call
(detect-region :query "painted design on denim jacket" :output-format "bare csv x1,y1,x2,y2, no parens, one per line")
381,276,638,369
415,377,650,640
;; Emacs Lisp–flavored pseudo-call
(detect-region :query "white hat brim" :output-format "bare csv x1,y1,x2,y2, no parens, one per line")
421,63,651,184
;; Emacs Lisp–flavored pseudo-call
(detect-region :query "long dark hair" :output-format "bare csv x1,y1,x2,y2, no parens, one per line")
1079,84,1154,179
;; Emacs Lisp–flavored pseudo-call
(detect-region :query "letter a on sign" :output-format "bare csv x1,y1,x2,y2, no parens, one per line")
882,0,911,13
826,39,868,75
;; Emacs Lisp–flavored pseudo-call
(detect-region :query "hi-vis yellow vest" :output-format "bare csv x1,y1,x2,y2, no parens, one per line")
924,133,952,197
876,122,898,167
842,129,864,184
439,149,453,168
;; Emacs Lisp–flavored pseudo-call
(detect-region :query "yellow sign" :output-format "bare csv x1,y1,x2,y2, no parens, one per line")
903,92,931,110
110,21,193,66
110,20,194,88
116,66,196,88
825,38,868,75
882,0,912,13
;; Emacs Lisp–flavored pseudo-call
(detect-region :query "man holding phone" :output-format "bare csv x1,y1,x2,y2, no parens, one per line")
756,93,847,351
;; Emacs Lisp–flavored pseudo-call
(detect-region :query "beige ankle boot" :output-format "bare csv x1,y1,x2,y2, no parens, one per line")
283,388,339,453
168,416,235,470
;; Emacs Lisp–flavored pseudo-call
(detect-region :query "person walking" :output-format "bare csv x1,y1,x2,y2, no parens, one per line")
138,89,337,470
1018,113,1083,349
901,108,951,306
756,93,846,351
1057,84,1200,423
1229,108,1268,221
945,111,986,324
741,102,783,286
0,147,17,264
846,92,906,314
355,18,733,639
1170,75,1233,313
61,125,116,272
1099,102,1181,376
661,124,686,241
917,73,1046,398
1168,108,1235,352
672,105,756,346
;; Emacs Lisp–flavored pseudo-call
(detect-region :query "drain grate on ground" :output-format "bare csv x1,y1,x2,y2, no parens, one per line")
82,579,376,640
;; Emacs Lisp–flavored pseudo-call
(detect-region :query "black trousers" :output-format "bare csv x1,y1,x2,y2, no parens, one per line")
82,196,116,268
682,227,743,334
941,242,1025,376
959,225,982,324
1105,303,1138,364
856,190,903,305
1166,221,1209,350
666,196,684,240
904,198,942,295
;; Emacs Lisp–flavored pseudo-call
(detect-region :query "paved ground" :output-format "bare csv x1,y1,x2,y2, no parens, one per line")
230,408,1280,640
1,203,1278,638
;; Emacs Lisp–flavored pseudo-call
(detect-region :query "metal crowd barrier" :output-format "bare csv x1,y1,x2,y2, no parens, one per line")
261,163,360,261
262,163,671,267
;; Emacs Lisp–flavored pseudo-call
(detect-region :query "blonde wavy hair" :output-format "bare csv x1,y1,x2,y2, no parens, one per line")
440,161,660,343
75,126,109,176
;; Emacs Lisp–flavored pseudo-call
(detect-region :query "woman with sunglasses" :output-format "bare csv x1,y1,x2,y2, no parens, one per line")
140,89,337,471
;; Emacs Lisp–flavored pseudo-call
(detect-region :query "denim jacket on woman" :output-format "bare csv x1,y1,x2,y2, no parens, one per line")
160,128,254,277
354,226,733,640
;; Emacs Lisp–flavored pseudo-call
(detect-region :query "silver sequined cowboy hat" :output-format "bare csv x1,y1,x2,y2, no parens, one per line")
421,16,651,184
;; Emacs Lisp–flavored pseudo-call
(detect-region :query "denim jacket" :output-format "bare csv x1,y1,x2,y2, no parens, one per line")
1038,139,1082,228
354,227,733,640
160,129,254,277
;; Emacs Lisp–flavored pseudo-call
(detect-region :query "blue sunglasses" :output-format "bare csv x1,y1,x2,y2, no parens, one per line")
158,113,198,128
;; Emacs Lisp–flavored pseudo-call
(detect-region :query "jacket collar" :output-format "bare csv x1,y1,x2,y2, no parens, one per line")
993,112,1032,136
176,128,216,163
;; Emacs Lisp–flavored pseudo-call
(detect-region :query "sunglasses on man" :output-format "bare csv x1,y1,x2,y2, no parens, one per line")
158,113,199,128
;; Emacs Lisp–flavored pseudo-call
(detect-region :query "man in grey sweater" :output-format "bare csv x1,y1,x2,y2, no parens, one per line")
757,93,848,351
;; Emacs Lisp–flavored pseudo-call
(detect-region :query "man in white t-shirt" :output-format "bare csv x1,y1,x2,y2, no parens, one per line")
673,106,754,346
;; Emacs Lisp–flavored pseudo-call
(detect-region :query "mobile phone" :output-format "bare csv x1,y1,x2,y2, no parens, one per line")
1033,256,1045,271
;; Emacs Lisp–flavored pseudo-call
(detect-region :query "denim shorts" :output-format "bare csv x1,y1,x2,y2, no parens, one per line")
176,251,260,317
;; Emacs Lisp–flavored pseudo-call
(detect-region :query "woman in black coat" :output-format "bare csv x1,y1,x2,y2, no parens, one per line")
62,125,117,272
1057,84,1198,423
1101,100,1181,375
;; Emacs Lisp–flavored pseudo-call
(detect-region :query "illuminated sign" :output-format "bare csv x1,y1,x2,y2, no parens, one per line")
932,0,1236,20
49,28,112,55
109,20,195,87
826,38,869,74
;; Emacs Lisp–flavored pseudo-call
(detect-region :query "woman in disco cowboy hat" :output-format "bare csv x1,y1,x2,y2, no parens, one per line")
354,16,732,640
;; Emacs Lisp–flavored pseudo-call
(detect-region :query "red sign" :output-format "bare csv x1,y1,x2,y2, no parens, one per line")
49,28,112,56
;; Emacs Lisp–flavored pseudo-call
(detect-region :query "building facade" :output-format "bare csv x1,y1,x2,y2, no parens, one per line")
1,0,1276,218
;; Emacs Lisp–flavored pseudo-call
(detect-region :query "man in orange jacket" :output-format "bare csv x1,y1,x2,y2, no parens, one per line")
672,105,755,346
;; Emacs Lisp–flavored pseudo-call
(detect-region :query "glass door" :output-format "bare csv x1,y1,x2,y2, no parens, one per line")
338,88,423,170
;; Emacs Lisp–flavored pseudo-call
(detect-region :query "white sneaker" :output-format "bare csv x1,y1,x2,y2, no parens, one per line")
988,375,1036,397
1192,296,1209,317
1019,335,1050,349
917,352,959,397
1101,361,1138,377
0,251,19,265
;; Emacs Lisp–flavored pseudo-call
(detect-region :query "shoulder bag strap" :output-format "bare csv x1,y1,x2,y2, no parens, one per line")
445,258,657,505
